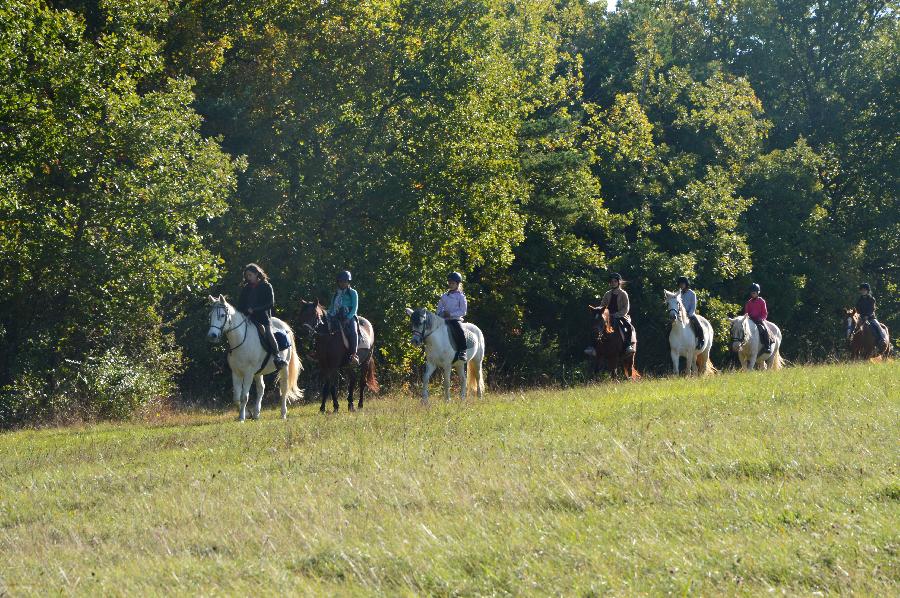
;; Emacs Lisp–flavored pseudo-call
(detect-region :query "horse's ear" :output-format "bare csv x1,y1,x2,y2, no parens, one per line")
208,295,216,303
405,307,414,316
218,294,225,302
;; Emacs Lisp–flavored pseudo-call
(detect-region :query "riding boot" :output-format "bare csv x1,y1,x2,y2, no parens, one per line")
346,319,360,365
691,317,705,350
623,322,635,354
266,327,287,369
449,319,467,362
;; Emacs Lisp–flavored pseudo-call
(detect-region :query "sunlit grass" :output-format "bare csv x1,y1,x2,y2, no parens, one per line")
1,362,897,595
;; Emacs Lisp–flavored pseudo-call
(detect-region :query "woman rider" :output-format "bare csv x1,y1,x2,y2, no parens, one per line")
856,283,886,350
237,263,286,369
328,270,360,365
742,283,773,354
599,273,635,353
437,272,468,362
677,276,705,350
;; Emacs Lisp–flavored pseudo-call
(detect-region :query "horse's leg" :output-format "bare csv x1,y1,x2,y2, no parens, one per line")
670,350,680,375
252,373,265,419
358,363,366,410
320,378,328,413
457,361,467,401
347,368,356,412
443,365,452,402
331,372,339,413
421,361,436,405
231,371,244,418
238,373,253,422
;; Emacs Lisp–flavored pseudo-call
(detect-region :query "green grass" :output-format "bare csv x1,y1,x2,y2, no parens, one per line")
1,362,898,596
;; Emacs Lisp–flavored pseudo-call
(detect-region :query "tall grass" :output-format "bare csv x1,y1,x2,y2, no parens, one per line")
0,362,897,595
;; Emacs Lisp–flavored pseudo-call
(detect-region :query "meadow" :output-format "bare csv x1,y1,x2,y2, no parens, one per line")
1,362,897,596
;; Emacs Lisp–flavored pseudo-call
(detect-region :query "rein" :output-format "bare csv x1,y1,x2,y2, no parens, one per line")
412,312,436,344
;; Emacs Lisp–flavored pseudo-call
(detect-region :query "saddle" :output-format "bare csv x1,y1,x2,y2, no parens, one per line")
329,316,372,352
253,325,291,353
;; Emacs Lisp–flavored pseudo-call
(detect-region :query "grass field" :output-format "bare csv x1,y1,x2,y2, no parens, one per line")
1,362,898,596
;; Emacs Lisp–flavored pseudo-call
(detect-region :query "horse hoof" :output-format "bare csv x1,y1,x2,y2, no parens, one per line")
319,407,326,414
348,405,355,412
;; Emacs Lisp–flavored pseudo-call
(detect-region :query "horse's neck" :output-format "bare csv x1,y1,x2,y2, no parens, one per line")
425,313,447,345
225,308,248,345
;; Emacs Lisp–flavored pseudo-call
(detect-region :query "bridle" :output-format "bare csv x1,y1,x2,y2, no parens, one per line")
411,311,434,344
210,303,249,353
300,304,328,338
730,319,748,349
667,296,685,324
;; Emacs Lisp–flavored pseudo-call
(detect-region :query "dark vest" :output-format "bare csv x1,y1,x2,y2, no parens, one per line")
608,291,619,315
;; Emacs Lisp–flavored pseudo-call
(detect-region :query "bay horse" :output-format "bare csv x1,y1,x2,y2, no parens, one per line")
664,290,715,376
405,308,485,404
727,314,784,371
298,300,379,413
206,295,303,421
842,308,891,359
586,305,639,380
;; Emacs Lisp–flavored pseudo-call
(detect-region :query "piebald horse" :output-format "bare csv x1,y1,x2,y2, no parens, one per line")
405,308,485,404
664,290,715,375
728,314,784,371
206,295,302,421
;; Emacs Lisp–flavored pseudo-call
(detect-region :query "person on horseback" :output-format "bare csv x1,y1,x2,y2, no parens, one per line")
856,283,887,350
677,276,705,350
437,271,468,363
743,283,773,354
237,263,287,369
328,270,360,365
599,273,635,353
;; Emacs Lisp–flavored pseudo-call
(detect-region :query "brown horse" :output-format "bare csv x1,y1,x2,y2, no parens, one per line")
842,308,891,360
298,300,379,413
587,305,639,380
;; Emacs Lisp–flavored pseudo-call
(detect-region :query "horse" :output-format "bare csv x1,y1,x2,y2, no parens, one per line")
664,290,715,375
206,295,302,421
842,308,891,360
404,308,485,404
297,300,379,413
586,306,639,380
727,314,784,371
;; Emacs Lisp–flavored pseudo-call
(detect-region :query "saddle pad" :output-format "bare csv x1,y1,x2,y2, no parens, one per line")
274,330,291,351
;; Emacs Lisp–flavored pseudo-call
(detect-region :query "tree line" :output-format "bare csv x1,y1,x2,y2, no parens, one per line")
1,0,896,426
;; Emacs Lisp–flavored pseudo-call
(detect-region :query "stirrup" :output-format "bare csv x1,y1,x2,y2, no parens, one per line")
454,351,467,362
624,344,636,354
349,353,360,365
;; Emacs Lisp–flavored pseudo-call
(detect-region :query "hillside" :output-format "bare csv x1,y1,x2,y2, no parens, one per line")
1,362,898,595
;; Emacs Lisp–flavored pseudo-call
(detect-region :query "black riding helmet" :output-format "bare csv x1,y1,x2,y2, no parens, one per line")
337,270,352,282
859,282,871,292
447,272,463,283
677,276,690,288
609,273,623,282
749,283,761,294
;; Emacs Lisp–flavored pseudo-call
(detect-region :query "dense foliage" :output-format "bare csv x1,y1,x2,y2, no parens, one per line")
1,0,897,424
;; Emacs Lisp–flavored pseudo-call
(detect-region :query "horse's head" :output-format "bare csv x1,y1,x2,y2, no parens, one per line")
298,299,326,336
405,307,431,346
588,304,613,337
664,290,682,322
206,295,232,344
728,315,749,352
842,308,858,338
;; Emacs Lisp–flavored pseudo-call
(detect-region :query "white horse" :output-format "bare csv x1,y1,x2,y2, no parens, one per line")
728,314,784,371
206,295,302,421
405,308,485,404
664,290,715,375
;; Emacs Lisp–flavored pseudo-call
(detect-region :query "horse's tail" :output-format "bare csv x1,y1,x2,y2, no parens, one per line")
365,355,380,393
284,330,303,401
771,347,785,370
697,351,717,376
467,356,485,397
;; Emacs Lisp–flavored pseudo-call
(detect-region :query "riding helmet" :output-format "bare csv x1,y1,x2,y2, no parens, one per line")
447,272,463,283
749,283,761,294
609,273,623,282
337,270,352,282
676,276,690,288
859,282,871,291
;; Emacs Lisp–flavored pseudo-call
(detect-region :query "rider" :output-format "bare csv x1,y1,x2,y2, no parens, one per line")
437,272,468,363
677,276,705,350
743,283,773,354
328,270,360,365
237,263,286,369
856,283,886,350
599,273,635,353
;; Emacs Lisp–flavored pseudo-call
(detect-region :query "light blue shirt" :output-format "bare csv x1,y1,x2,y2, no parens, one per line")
329,287,358,319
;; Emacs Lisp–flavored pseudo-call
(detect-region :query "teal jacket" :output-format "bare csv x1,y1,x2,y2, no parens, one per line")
329,287,358,319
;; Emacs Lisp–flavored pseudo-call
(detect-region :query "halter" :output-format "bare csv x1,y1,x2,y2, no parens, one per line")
210,303,249,353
